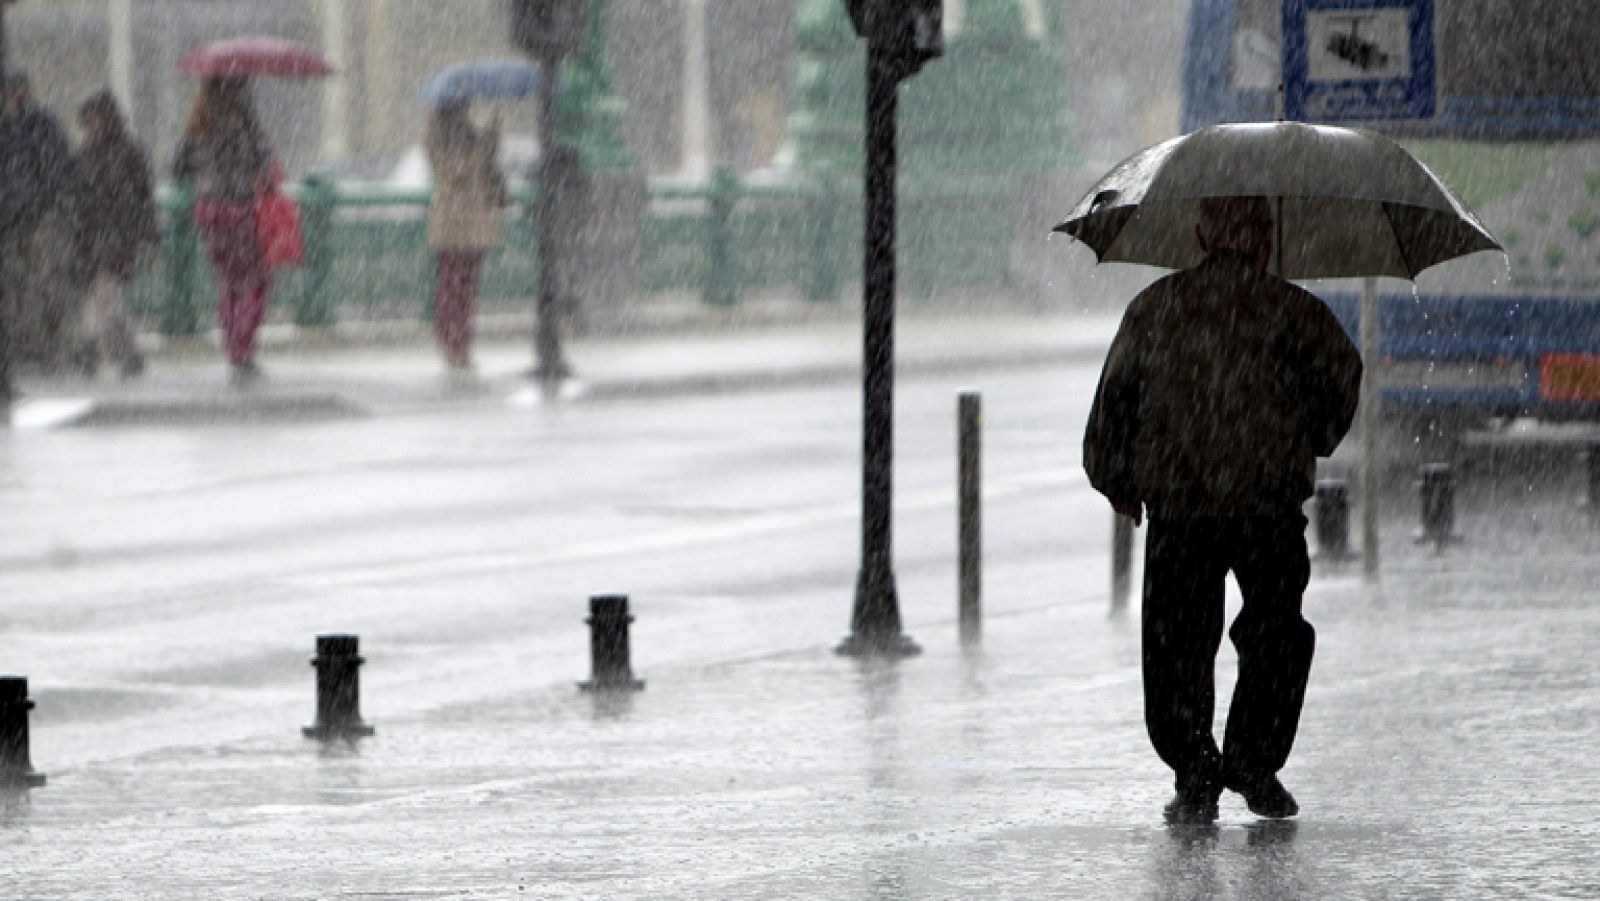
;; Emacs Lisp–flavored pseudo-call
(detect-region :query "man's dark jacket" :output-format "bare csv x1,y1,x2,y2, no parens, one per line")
1084,250,1363,518
0,102,76,235
75,126,158,280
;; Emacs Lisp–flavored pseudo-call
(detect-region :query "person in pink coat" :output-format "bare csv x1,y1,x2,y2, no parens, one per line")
173,76,273,384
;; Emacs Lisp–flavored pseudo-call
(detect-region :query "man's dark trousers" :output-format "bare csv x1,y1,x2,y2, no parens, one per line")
1142,513,1316,793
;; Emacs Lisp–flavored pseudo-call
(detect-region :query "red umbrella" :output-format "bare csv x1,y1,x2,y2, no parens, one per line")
176,37,336,79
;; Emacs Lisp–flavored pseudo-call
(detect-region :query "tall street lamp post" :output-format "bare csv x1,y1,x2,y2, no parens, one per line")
509,0,590,391
836,0,942,657
0,0,15,408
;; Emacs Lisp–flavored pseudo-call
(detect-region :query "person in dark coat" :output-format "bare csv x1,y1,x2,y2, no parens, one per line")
73,90,157,378
0,70,82,373
1084,195,1363,825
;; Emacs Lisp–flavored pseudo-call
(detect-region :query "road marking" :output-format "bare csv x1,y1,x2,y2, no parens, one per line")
287,467,1089,589
8,398,94,430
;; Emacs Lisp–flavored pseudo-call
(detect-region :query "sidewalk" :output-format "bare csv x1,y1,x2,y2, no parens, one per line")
5,306,1121,426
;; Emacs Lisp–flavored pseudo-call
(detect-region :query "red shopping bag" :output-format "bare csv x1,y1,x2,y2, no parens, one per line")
256,189,305,268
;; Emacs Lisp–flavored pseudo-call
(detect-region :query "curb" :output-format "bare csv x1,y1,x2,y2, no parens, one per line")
68,392,367,427
12,340,1111,428
571,342,1110,402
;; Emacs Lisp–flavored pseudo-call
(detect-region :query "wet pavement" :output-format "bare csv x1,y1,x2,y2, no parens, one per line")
7,529,1599,899
2,324,1599,898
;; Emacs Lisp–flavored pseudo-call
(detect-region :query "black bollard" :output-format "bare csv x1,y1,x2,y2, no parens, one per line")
580,595,645,692
302,634,375,740
1418,463,1457,547
1313,479,1351,560
0,676,46,788
958,391,981,646
1587,442,1600,519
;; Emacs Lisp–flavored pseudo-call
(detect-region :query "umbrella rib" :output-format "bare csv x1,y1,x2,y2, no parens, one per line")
1380,202,1418,279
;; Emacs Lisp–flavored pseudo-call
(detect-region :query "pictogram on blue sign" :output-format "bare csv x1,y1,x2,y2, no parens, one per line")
1283,0,1435,124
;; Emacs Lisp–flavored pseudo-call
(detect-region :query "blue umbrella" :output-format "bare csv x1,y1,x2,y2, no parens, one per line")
416,58,542,104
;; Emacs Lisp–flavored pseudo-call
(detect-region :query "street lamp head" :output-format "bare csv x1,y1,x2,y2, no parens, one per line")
843,0,944,79
508,0,591,62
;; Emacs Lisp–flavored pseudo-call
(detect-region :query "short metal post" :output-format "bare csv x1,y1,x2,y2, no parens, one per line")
302,634,374,740
704,165,738,307
1111,512,1134,614
1359,276,1381,580
1418,463,1457,547
1586,442,1600,519
1314,478,1351,560
958,391,981,646
0,676,46,788
580,595,645,692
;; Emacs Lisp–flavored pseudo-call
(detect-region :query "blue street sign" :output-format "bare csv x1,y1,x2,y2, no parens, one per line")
1283,0,1435,124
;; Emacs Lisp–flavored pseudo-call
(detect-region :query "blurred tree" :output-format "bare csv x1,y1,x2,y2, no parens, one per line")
787,0,1076,297
790,0,1073,180
554,0,632,171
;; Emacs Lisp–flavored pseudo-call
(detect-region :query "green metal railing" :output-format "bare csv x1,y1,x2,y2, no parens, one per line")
132,166,1016,335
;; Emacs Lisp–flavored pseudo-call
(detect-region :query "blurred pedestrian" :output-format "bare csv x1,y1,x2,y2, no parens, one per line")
73,89,156,378
1083,196,1362,825
0,70,83,374
425,100,506,373
172,75,273,384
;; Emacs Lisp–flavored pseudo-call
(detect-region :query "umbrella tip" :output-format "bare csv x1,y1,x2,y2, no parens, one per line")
1276,83,1286,121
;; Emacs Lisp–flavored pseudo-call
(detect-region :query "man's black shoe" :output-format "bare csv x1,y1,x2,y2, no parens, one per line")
1227,774,1298,819
1163,792,1219,825
1163,777,1221,825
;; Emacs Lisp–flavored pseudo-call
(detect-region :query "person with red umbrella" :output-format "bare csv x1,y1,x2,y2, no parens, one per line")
172,75,274,384
171,38,331,385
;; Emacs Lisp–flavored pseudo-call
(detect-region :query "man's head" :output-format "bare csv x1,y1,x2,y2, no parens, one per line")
1195,195,1274,269
4,71,31,113
79,90,123,138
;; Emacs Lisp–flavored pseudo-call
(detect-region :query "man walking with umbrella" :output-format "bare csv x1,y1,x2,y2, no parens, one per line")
1084,195,1362,824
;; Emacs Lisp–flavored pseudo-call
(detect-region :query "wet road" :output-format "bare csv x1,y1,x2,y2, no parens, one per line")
4,362,1600,898
0,364,1100,757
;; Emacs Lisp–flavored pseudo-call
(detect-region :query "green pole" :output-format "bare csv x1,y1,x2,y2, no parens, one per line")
294,176,336,328
806,175,843,302
704,165,738,307
557,0,633,171
161,182,201,337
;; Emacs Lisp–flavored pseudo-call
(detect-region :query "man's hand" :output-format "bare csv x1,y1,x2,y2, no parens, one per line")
1112,499,1143,527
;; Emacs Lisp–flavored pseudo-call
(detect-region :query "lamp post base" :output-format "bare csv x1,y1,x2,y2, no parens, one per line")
0,771,46,789
834,632,921,658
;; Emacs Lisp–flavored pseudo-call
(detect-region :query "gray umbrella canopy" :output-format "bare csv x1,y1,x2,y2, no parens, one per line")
1054,121,1502,280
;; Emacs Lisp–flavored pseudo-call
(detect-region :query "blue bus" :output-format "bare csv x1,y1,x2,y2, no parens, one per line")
1183,0,1600,442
